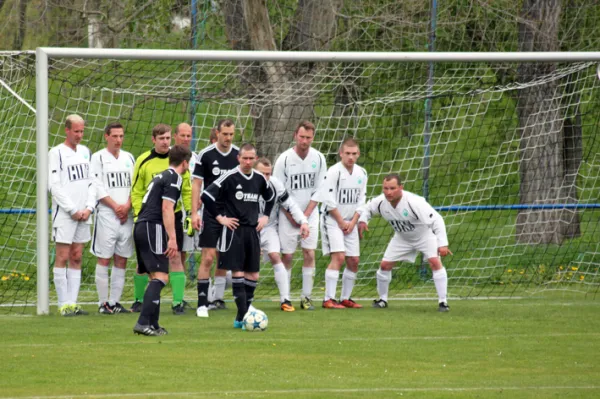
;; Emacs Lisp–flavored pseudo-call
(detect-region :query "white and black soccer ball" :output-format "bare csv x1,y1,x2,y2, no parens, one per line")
243,309,268,332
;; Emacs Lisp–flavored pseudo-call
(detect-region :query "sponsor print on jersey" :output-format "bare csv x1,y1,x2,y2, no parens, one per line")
106,171,132,188
290,172,315,190
338,188,361,205
213,167,230,176
389,220,416,233
235,191,259,202
67,163,90,182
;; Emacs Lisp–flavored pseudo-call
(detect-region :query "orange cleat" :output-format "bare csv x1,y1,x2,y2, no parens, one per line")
280,300,296,312
340,298,363,309
322,299,345,309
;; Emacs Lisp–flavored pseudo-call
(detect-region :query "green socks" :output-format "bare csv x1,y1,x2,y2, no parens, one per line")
133,274,149,302
170,271,186,306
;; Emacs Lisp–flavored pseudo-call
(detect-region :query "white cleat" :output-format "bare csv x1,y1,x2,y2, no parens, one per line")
196,306,209,318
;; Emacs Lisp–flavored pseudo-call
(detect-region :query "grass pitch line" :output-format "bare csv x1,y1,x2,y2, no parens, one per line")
3,386,600,399
4,332,600,348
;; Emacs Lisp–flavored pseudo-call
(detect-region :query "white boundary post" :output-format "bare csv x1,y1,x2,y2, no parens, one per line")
36,48,49,315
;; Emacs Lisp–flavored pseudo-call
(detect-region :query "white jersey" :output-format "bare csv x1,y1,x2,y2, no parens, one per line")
259,176,307,228
90,148,135,216
358,190,448,247
317,162,368,220
48,143,95,227
272,147,327,211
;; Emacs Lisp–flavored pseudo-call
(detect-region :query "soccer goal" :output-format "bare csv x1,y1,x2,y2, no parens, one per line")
1,49,600,315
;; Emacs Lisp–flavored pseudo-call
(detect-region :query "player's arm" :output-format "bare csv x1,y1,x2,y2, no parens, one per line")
420,199,451,256
257,179,276,231
306,153,328,218
162,174,182,258
190,154,204,230
346,171,368,233
202,178,238,230
181,171,192,214
48,149,79,219
130,154,146,218
356,195,382,238
91,152,117,212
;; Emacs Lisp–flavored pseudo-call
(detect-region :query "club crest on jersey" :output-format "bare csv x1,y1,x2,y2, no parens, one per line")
311,161,317,169
212,167,221,176
402,209,409,217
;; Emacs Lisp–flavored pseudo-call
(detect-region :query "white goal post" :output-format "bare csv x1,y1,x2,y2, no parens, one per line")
35,48,600,315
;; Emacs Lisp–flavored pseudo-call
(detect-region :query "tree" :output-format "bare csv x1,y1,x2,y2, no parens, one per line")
516,0,580,244
221,0,344,159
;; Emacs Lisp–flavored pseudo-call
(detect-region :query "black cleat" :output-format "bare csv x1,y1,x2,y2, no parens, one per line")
438,302,450,312
133,323,160,336
73,305,89,316
208,299,227,310
130,301,143,313
154,326,169,336
111,302,132,314
372,299,388,308
98,302,113,314
172,304,185,315
182,300,193,310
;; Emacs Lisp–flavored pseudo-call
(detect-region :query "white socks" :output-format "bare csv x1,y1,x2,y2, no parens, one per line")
324,269,339,301
66,268,81,305
376,268,392,302
53,267,68,307
214,276,227,301
340,269,357,301
273,263,290,302
432,267,448,304
109,267,126,306
95,264,109,304
301,266,315,299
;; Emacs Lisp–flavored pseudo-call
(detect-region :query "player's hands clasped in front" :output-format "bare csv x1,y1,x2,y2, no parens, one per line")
344,220,356,235
216,215,239,231
438,246,453,257
256,215,269,232
358,221,369,239
300,223,310,239
165,237,178,259
114,204,129,225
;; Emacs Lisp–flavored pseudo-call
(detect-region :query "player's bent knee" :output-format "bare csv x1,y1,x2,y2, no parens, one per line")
428,257,443,271
346,257,360,272
379,261,395,271
151,272,169,284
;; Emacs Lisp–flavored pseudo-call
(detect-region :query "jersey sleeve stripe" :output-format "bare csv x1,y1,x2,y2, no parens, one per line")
161,196,177,203
203,191,216,201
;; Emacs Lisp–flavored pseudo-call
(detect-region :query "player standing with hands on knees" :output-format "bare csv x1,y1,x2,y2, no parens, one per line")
273,121,327,310
132,145,191,336
317,138,368,309
358,174,452,312
201,144,276,328
48,114,96,316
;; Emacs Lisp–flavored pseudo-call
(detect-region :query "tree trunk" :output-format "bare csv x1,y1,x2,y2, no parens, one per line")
13,0,29,50
516,0,569,244
222,0,343,160
561,112,582,238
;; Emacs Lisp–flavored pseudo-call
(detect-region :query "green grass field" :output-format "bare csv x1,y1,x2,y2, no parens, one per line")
2,298,599,399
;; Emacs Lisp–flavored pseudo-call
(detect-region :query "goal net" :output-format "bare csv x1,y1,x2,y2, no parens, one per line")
1,50,599,314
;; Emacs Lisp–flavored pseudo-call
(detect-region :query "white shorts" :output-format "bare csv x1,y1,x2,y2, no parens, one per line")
53,219,91,245
261,225,280,262
383,231,439,263
321,214,360,257
278,210,319,253
90,212,134,258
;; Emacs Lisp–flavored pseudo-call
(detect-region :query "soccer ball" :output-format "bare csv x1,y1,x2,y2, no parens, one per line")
243,309,268,332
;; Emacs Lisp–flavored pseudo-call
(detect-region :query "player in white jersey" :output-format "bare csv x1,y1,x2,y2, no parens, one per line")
90,122,135,315
357,174,452,312
272,121,327,310
255,157,309,312
316,138,367,309
48,114,96,317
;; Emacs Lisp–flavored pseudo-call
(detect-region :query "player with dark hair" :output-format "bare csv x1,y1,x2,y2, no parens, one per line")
191,119,240,317
201,143,276,328
90,121,135,314
132,145,192,336
358,174,452,312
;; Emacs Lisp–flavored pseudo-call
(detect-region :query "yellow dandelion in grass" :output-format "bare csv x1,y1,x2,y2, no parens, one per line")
507,269,513,273
559,266,564,270
1,275,9,281
519,270,525,275
571,266,578,271
579,275,585,281
23,276,30,281
11,273,18,277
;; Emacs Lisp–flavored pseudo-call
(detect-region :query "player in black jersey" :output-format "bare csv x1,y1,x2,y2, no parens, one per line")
132,145,192,336
191,119,240,317
201,143,276,328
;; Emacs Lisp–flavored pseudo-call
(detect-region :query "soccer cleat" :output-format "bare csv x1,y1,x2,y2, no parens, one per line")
438,302,450,312
130,300,143,313
372,299,388,308
154,326,169,336
182,300,193,310
196,305,209,318
212,299,227,310
73,305,89,316
300,297,315,310
233,319,244,329
340,298,363,309
133,323,160,336
59,304,76,317
111,302,132,314
98,302,114,314
172,303,185,315
280,300,295,312
322,299,345,309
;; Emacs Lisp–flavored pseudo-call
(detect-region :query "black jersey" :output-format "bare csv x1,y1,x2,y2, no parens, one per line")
136,168,183,224
192,144,240,188
202,167,276,227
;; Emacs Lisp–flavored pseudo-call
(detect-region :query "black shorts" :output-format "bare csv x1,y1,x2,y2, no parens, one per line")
217,225,261,273
134,221,169,275
199,209,221,248
175,210,184,251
